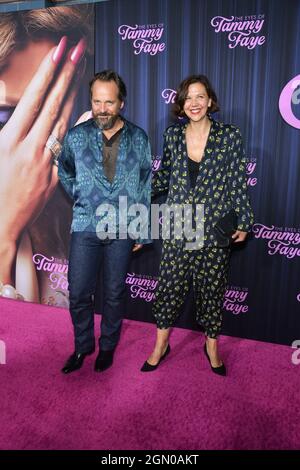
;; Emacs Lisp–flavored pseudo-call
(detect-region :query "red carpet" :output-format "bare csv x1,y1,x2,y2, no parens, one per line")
0,297,299,450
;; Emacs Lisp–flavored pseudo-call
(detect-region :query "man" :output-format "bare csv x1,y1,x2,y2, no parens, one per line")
58,70,152,374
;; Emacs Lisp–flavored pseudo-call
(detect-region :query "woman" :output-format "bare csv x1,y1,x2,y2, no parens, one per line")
141,74,254,375
0,5,93,304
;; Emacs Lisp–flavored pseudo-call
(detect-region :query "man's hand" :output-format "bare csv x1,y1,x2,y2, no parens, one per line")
132,243,143,252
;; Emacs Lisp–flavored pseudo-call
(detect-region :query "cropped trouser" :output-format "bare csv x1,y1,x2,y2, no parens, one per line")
153,241,230,339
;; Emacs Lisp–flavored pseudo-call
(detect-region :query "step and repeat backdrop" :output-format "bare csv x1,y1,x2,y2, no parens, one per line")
1,0,299,345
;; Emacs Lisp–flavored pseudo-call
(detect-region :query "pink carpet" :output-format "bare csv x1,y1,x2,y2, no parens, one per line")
0,297,299,450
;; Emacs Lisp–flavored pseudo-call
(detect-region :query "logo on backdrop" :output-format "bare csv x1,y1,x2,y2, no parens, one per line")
246,158,257,187
210,14,265,49
162,88,176,104
252,224,300,259
33,254,69,305
279,74,300,129
223,286,249,315
118,23,165,55
126,273,158,302
152,155,161,172
291,340,300,365
297,292,300,302
161,88,184,120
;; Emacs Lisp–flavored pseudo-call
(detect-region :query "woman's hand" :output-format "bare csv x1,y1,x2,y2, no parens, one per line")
231,230,248,243
0,36,86,241
0,36,86,283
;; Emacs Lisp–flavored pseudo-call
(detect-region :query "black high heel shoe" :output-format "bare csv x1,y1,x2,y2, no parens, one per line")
204,342,226,376
141,344,171,372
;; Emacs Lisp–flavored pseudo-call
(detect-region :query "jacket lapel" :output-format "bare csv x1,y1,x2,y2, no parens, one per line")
175,124,190,197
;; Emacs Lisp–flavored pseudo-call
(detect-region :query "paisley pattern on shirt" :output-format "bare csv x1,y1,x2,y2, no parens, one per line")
58,118,152,243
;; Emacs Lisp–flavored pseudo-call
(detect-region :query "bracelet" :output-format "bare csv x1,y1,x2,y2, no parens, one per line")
0,282,24,301
53,156,59,167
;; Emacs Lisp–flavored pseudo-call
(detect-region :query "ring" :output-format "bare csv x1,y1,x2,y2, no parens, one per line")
45,134,62,165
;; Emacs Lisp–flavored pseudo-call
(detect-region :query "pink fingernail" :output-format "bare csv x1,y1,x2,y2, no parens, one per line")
70,38,86,65
52,36,67,64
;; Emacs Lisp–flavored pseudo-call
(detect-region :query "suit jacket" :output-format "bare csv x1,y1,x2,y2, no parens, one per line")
152,118,254,247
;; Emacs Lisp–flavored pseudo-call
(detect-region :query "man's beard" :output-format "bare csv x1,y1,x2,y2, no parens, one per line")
94,113,119,130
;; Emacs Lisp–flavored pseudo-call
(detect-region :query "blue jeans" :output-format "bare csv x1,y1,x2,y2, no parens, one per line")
68,232,134,353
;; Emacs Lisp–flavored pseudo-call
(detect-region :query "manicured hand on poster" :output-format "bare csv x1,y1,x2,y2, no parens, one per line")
0,36,86,286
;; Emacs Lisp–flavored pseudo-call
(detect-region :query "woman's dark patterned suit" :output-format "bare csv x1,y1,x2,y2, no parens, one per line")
152,118,254,338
